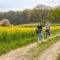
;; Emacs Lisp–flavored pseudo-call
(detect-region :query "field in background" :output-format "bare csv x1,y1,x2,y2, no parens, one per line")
0,24,60,55
17,23,60,27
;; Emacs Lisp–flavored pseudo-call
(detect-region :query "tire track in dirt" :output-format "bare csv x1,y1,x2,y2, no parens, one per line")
38,40,60,60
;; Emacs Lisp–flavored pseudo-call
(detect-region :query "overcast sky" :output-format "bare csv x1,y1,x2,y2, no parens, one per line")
0,0,60,12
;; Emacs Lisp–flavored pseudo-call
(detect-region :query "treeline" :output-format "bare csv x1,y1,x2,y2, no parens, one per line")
0,6,60,25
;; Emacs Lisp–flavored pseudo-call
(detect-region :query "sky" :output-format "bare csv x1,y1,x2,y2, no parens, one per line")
0,0,60,12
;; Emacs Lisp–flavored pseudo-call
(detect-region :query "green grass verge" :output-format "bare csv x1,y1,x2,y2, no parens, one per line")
51,23,60,26
56,53,60,60
25,35,60,60
0,37,37,56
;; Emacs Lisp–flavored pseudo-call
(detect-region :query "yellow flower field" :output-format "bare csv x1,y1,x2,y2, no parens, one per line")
50,26,60,30
0,26,60,33
0,26,36,33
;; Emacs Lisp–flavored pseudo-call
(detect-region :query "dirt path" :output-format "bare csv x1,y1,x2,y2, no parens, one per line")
0,33,60,60
38,40,60,60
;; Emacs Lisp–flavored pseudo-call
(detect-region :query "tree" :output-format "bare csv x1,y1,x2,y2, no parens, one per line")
0,19,10,26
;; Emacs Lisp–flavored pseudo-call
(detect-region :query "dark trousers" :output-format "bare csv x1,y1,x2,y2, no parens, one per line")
46,29,50,38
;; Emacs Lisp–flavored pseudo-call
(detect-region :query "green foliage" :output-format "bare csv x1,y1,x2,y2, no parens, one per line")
56,53,60,60
49,7,60,23
0,6,60,25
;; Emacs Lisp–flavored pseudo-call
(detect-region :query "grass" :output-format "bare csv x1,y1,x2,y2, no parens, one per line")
25,35,60,60
0,37,37,55
56,53,60,60
51,23,60,26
